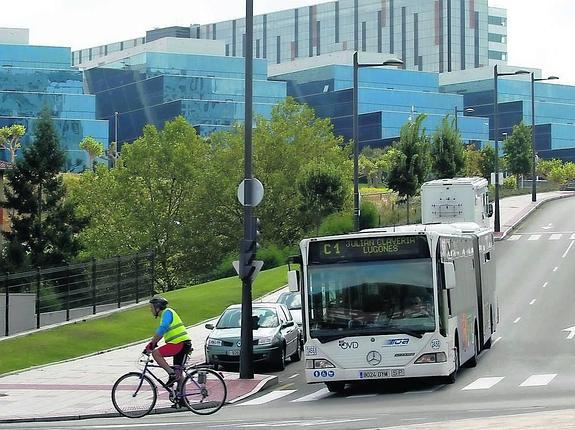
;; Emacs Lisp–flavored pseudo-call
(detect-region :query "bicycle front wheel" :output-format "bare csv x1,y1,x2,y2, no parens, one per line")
182,368,227,415
111,372,157,418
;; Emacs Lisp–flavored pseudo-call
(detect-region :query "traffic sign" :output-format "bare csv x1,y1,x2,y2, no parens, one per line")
232,260,264,282
237,178,264,207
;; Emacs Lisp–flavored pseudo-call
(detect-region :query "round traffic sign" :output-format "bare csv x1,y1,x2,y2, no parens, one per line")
237,178,264,207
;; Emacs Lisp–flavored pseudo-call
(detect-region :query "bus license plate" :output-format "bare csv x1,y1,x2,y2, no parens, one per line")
359,369,405,379
227,350,241,356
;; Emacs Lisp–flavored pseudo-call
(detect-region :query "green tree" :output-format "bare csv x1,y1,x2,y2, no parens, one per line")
479,144,496,181
79,136,104,172
387,114,430,223
431,116,465,179
503,123,532,188
1,108,85,272
359,154,377,185
537,158,562,178
0,124,26,164
69,116,210,290
463,144,483,177
297,165,348,234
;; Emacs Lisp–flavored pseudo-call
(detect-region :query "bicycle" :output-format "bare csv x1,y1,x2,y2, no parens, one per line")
111,351,227,418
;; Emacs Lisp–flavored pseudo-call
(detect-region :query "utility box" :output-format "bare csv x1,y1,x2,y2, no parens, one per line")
421,177,492,229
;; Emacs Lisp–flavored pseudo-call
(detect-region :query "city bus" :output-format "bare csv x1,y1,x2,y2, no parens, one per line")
288,223,496,392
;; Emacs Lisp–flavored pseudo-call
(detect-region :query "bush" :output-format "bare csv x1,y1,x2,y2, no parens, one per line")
502,175,517,189
318,212,353,236
257,244,288,270
360,200,379,229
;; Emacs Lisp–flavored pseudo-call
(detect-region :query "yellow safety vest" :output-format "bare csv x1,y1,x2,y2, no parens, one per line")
161,308,190,344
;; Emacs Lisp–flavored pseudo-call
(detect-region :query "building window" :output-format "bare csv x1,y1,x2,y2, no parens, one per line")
488,33,506,43
488,15,506,26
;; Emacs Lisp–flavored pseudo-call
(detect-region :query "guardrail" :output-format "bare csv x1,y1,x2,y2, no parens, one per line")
1,252,155,337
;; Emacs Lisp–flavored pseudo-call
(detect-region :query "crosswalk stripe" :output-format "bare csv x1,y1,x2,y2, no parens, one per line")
240,390,297,406
549,234,562,240
291,388,331,402
528,235,541,241
462,377,504,390
520,374,557,387
508,235,521,241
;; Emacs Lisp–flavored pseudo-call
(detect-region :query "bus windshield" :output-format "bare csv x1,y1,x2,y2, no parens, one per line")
307,258,435,343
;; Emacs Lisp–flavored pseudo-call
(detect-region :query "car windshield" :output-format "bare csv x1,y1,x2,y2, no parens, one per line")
216,307,280,329
277,292,301,310
307,259,435,342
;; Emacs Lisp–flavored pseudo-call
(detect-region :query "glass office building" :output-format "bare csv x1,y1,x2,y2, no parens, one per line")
82,40,287,145
272,59,489,149
73,0,508,74
0,30,108,171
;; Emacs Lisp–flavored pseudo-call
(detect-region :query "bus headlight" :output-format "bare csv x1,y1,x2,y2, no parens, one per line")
415,352,447,364
305,359,336,369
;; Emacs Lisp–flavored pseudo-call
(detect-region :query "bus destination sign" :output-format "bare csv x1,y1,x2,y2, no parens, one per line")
308,235,430,264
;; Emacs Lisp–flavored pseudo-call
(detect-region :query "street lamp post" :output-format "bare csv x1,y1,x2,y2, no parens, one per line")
353,52,403,231
531,73,559,202
114,111,118,146
453,106,474,133
493,65,530,232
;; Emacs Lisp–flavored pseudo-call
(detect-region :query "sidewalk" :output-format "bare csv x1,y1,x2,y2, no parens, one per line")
490,190,575,240
0,191,573,423
0,289,286,423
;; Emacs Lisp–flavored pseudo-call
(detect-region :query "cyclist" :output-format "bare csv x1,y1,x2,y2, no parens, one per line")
145,296,192,387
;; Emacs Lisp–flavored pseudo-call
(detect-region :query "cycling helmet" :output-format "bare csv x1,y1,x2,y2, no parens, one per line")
149,296,168,311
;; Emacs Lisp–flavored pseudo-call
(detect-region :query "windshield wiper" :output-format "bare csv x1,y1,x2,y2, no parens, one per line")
313,333,349,343
380,325,425,339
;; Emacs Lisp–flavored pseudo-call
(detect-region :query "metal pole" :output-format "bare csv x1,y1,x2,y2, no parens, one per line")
353,51,360,231
91,258,97,315
531,73,537,202
493,65,500,233
65,263,70,321
36,267,41,329
454,106,458,132
4,276,9,337
116,255,121,308
240,0,255,380
114,112,118,146
135,255,140,304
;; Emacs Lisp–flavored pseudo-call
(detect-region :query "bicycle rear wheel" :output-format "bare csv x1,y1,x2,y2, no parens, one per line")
111,372,157,418
182,368,227,415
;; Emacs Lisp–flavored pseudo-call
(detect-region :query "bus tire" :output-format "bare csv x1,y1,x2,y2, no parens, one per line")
444,338,459,384
466,325,479,368
325,382,346,393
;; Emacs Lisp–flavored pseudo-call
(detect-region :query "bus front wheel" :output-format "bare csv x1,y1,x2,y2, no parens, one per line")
325,382,346,393
445,340,459,384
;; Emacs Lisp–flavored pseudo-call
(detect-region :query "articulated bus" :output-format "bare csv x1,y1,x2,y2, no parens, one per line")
288,223,496,392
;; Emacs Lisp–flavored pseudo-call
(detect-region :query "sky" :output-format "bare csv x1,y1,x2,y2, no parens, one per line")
2,0,574,84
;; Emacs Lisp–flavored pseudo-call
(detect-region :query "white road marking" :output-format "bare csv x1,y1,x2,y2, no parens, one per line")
520,374,557,387
542,282,549,288
529,299,536,305
346,394,377,399
549,234,562,240
493,336,502,344
571,233,575,240
239,390,297,406
514,317,521,324
288,373,300,379
462,377,504,390
563,241,574,258
291,388,331,402
238,419,372,428
508,235,521,241
563,326,575,339
528,235,541,241
554,267,559,272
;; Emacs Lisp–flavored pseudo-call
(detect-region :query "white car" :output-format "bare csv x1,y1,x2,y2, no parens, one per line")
276,291,302,327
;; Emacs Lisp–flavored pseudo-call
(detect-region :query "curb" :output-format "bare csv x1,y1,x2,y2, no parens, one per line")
494,192,575,241
0,374,280,424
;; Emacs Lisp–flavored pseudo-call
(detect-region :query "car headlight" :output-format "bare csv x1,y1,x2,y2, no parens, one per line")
207,338,223,347
257,336,274,345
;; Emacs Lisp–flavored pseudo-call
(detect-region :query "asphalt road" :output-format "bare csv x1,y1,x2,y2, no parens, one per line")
4,197,575,430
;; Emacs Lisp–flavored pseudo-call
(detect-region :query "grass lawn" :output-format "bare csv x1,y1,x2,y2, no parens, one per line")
0,266,287,376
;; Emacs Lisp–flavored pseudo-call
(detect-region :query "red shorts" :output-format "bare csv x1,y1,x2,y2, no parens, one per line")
157,343,184,357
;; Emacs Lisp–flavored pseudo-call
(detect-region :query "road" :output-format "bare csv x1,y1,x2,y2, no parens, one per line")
4,197,575,429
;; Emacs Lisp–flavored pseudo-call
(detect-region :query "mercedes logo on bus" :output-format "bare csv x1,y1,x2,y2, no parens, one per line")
366,351,382,366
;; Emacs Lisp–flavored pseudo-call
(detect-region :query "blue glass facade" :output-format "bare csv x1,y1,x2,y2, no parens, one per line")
0,43,108,171
442,79,575,162
273,65,489,150
83,52,287,144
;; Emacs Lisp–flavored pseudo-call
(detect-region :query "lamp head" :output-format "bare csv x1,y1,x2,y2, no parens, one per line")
547,76,560,80
383,58,404,67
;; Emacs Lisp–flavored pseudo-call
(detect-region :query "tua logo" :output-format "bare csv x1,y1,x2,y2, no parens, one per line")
385,338,410,346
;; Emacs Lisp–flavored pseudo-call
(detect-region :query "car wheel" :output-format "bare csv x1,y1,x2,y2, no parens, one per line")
290,339,302,362
274,345,286,371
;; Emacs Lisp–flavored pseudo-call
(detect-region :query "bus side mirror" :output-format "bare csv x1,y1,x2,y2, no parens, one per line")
487,203,494,218
444,262,456,290
288,270,300,292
